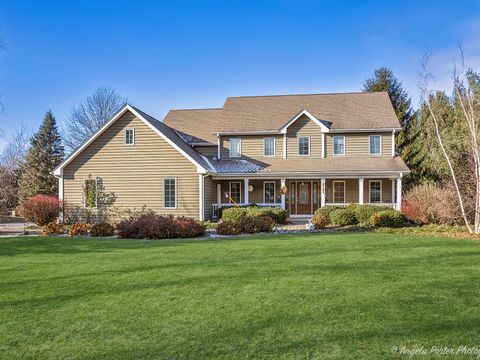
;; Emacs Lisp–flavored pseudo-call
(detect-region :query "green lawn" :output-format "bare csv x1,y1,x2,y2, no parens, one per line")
1,233,479,359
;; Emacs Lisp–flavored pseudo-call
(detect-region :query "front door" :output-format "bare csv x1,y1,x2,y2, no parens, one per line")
296,182,311,214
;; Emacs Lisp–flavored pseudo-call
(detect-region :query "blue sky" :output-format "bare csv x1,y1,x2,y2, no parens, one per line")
0,0,479,145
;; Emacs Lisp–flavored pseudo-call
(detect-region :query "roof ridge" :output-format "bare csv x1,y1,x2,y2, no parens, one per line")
168,107,223,112
226,91,387,99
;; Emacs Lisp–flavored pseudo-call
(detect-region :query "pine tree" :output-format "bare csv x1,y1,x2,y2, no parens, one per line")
362,67,419,187
18,111,64,201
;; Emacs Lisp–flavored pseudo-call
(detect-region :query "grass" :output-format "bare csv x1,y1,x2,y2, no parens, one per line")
1,233,480,359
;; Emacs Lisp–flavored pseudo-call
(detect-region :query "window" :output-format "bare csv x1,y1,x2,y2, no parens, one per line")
164,178,177,208
298,136,310,155
125,129,135,145
369,135,382,155
264,181,276,203
229,182,242,203
369,180,382,203
264,137,275,157
333,136,345,155
333,181,345,203
229,138,241,157
84,178,98,208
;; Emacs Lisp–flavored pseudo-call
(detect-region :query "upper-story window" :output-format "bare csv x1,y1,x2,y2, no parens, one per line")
369,135,382,155
125,129,135,145
264,137,275,157
333,136,345,155
298,136,310,156
229,138,242,157
229,138,241,157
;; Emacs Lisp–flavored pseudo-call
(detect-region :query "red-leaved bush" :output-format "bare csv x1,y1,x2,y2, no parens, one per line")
18,195,61,225
117,214,205,239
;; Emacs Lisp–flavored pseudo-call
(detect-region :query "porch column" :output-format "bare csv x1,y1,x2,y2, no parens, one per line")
396,177,402,211
244,178,249,205
320,178,326,207
217,183,222,204
281,178,286,210
391,179,395,205
358,178,364,204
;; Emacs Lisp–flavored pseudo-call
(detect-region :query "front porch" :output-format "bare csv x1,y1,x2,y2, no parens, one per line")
210,177,402,219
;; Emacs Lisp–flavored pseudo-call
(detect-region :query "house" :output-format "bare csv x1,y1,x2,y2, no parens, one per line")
53,92,410,221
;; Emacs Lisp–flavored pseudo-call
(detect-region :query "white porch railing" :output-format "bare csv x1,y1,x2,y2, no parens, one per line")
212,203,282,219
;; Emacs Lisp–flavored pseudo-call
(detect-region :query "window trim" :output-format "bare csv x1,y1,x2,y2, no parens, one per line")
263,181,276,204
369,135,382,155
229,181,242,204
333,135,346,156
333,180,346,204
229,138,242,158
163,177,178,209
83,178,98,208
369,180,382,203
263,137,276,157
125,128,135,145
297,136,311,156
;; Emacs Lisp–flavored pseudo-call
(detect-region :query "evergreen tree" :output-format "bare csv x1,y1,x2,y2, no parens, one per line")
362,67,419,187
18,111,64,201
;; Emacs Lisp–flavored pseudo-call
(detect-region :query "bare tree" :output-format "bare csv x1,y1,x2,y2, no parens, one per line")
0,125,30,213
419,51,480,234
64,87,126,152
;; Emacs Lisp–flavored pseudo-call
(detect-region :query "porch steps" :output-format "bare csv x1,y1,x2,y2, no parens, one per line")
286,216,311,225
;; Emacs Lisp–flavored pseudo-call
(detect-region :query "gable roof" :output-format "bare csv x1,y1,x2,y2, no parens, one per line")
162,92,401,142
53,104,212,176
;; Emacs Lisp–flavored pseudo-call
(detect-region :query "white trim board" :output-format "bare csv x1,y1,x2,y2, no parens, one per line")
279,109,330,133
53,104,208,176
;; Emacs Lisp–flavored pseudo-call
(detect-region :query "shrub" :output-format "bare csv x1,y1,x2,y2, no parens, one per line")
403,184,461,225
221,207,248,223
354,204,392,225
314,206,342,224
370,210,405,228
69,223,92,236
90,222,115,237
117,214,205,239
221,206,287,224
217,221,241,235
18,195,61,226
311,213,328,229
42,221,65,236
330,208,358,226
237,215,275,234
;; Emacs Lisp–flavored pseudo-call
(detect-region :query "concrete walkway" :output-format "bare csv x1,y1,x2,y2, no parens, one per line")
0,222,37,236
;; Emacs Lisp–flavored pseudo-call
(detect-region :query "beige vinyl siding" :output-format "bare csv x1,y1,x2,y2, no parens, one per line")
195,146,217,157
63,111,200,219
326,132,392,157
286,114,323,158
203,175,216,219
220,135,283,159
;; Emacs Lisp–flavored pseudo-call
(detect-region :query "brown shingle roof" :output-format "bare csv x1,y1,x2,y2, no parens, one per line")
163,108,222,144
162,92,400,143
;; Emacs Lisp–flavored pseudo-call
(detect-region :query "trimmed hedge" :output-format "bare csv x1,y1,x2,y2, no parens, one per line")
221,206,287,224
354,204,392,224
117,214,206,239
217,221,241,235
313,206,342,224
90,222,115,237
311,213,328,229
370,210,405,228
330,208,358,226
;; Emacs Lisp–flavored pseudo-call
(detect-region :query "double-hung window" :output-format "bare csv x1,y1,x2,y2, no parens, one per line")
333,181,345,203
333,136,345,155
229,182,242,203
164,178,177,209
229,138,241,157
369,135,382,155
369,180,382,203
264,137,275,157
298,136,310,156
125,129,135,145
263,181,276,204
